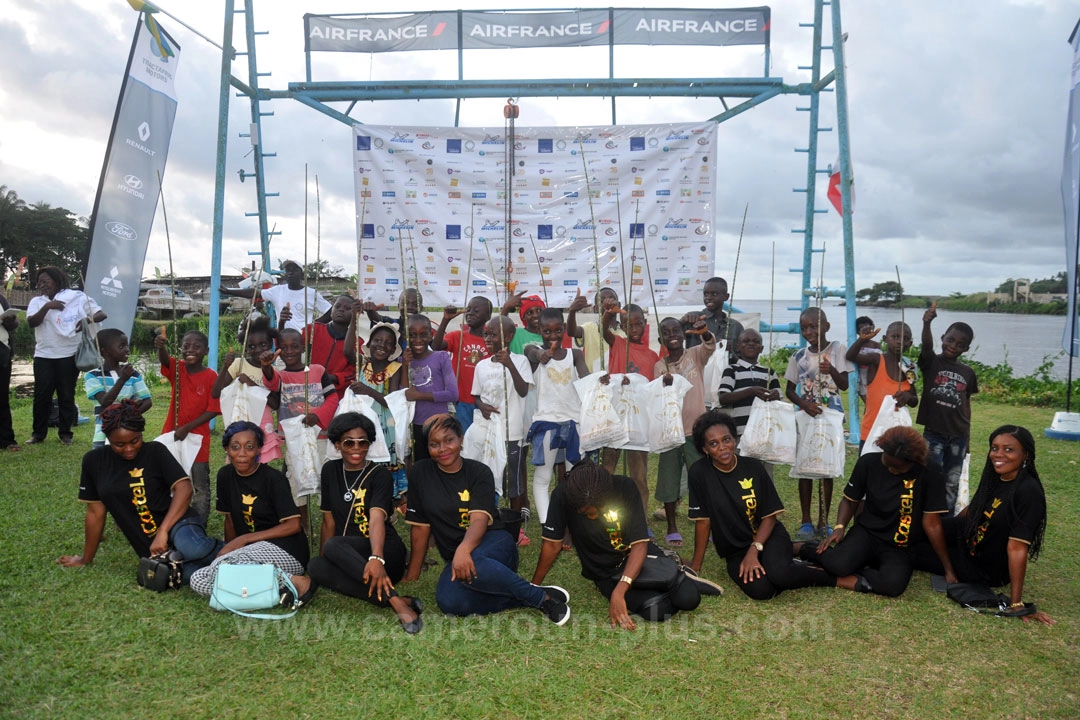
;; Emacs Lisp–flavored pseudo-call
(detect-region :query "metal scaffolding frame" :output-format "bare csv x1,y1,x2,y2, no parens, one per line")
207,0,860,436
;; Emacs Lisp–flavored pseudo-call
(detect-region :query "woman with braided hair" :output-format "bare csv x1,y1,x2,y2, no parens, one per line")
913,425,1054,624
57,400,222,583
531,459,715,630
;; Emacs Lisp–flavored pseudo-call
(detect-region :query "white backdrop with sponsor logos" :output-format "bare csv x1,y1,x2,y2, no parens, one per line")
352,122,716,308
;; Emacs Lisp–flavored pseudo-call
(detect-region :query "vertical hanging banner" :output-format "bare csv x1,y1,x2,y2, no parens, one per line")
1062,19,1080,358
353,122,716,308
85,15,181,334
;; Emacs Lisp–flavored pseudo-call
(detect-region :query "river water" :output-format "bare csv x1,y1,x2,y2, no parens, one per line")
722,299,1074,380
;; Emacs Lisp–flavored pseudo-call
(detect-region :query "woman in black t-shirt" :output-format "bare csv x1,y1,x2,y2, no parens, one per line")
402,414,570,625
914,425,1053,625
532,460,713,630
307,413,422,633
188,422,316,607
58,400,222,582
808,426,956,597
687,411,839,600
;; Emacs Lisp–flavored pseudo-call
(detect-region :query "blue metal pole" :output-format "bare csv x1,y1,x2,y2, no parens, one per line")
831,0,860,442
799,0,825,328
208,0,236,374
243,1,272,271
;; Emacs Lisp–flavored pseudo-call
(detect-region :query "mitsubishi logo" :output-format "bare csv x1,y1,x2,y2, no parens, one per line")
101,266,124,290
138,122,150,142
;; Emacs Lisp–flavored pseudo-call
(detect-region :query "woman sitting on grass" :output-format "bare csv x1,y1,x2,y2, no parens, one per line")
914,425,1054,625
687,410,841,600
532,460,717,631
307,413,423,633
188,421,316,608
806,426,957,597
402,414,571,625
57,400,221,583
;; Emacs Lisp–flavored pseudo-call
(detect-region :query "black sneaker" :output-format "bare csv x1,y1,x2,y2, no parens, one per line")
536,584,569,605
540,595,571,626
681,567,724,596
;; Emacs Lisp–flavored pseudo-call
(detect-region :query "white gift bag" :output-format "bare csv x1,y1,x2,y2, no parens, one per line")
955,453,971,515
219,382,269,426
152,432,203,476
279,415,322,499
575,374,629,452
861,395,913,456
702,348,729,410
611,373,650,450
739,398,797,465
643,374,693,453
792,408,846,479
461,412,508,484
325,389,391,463
384,389,415,460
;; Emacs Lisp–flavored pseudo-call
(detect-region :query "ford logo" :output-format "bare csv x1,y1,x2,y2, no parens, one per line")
124,175,143,190
105,221,137,240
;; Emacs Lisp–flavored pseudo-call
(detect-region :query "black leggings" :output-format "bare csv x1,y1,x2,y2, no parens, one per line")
810,524,913,597
725,523,836,600
307,532,407,607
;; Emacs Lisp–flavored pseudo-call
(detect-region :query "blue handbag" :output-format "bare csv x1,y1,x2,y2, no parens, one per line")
209,563,298,620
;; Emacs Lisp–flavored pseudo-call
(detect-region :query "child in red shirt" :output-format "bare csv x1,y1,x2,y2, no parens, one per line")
155,329,220,521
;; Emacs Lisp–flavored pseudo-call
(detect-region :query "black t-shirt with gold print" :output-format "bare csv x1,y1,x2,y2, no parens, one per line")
688,455,784,559
843,453,947,547
542,475,649,582
79,442,196,558
405,458,501,563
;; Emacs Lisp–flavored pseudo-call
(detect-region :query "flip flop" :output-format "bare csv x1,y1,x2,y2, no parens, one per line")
665,532,684,548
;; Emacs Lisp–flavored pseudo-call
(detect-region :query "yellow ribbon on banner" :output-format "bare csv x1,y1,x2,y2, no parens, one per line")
127,0,174,59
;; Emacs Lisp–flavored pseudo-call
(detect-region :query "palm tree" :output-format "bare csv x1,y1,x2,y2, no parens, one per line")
0,185,27,284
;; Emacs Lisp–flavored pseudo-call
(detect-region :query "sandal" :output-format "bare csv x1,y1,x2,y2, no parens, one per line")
665,532,684,548
399,596,424,634
5,443,20,452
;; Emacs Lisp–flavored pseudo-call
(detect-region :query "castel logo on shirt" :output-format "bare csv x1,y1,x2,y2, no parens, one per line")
893,479,916,546
458,489,471,528
241,493,258,533
969,497,1002,553
128,468,157,537
739,477,759,531
603,509,627,551
351,487,370,536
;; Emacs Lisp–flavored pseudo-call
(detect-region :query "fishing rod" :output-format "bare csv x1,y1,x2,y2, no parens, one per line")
355,192,368,380
156,169,179,430
726,203,749,349
577,138,603,332
895,265,905,394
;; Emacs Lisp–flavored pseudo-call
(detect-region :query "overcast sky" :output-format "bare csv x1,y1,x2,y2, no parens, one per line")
0,0,1075,301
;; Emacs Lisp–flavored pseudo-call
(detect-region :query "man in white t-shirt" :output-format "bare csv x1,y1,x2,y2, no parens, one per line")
220,260,331,332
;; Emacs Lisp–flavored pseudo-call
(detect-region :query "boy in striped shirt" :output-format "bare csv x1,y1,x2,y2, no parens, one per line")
716,329,780,476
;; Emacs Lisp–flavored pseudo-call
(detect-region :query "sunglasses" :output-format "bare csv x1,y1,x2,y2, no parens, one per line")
339,438,371,450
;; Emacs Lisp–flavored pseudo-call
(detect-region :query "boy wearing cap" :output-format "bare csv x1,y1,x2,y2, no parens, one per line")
221,259,331,333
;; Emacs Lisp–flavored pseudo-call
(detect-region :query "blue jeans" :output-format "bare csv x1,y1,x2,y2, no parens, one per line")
924,430,967,515
454,401,476,435
169,517,224,584
435,529,545,616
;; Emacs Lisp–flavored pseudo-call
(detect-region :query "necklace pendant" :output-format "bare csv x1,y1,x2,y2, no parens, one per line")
343,491,354,502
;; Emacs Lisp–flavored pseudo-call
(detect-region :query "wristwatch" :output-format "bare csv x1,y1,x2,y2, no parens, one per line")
752,541,764,552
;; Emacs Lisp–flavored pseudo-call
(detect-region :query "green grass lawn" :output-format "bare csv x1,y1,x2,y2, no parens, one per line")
1,389,1078,719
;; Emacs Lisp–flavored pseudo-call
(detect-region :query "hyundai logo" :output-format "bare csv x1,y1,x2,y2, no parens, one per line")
124,175,143,190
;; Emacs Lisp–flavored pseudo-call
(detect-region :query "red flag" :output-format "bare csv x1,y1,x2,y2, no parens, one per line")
827,154,853,215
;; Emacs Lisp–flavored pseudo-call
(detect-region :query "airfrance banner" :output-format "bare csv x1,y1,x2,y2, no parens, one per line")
307,8,768,53
352,122,717,308
85,16,180,334
1062,18,1080,357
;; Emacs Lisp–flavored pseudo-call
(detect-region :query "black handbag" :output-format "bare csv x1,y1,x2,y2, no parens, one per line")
137,552,184,592
945,582,1035,617
614,551,681,591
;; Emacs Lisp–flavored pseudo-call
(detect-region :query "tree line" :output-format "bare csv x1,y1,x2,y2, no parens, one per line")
0,185,88,287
